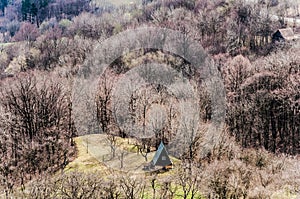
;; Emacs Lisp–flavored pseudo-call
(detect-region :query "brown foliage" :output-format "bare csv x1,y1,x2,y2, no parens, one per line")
224,47,299,154
12,22,40,42
0,72,76,194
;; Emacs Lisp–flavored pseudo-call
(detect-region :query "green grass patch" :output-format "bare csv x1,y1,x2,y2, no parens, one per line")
0,42,13,48
271,186,299,199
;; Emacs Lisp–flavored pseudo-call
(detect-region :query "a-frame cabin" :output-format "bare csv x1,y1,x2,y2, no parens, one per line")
272,28,295,42
150,142,172,169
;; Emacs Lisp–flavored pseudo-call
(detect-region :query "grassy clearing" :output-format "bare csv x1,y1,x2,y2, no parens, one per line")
75,134,181,173
64,136,110,174
62,134,204,198
79,134,150,172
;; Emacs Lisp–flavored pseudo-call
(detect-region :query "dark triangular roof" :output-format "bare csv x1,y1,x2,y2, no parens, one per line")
151,142,172,167
276,28,295,40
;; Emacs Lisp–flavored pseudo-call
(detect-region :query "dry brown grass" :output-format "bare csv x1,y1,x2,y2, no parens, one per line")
64,136,110,174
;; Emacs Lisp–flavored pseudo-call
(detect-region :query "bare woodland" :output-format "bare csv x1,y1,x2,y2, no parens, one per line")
0,0,299,198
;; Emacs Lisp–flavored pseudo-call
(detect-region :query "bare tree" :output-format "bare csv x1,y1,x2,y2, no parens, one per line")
226,45,300,154
119,173,146,199
96,69,116,134
106,133,118,159
176,163,201,199
12,22,40,43
169,99,202,161
158,176,178,199
0,72,76,192
147,103,167,147
59,172,103,199
117,149,128,169
17,171,104,199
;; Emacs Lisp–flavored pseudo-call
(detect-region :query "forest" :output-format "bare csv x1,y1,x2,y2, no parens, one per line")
0,0,299,198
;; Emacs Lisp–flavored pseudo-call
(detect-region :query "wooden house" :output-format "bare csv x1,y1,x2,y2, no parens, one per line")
272,28,296,42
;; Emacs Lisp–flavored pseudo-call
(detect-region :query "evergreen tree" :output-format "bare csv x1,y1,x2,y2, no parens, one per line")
0,0,8,14
21,0,50,25
21,0,31,21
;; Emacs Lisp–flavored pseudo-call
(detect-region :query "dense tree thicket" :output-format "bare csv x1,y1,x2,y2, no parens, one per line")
223,47,300,155
0,0,299,198
0,0,90,25
0,0,298,157
0,73,76,196
0,0,298,156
